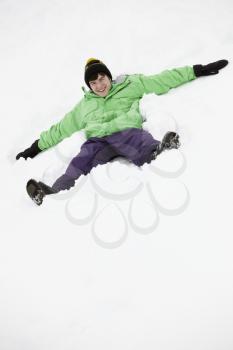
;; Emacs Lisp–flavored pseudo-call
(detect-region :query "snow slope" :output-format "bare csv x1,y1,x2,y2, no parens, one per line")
0,0,233,349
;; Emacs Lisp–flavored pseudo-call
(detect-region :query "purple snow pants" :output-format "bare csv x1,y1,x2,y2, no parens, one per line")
52,128,160,192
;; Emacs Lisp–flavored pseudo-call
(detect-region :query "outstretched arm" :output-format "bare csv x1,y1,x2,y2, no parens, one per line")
38,101,85,150
134,59,228,96
16,100,85,160
136,66,196,95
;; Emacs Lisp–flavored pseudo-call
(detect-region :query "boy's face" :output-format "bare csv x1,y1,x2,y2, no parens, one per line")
89,74,112,97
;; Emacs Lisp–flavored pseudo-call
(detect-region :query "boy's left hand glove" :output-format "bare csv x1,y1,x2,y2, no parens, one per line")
193,59,228,77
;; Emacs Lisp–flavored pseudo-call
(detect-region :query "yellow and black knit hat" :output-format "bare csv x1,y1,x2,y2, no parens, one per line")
84,58,112,87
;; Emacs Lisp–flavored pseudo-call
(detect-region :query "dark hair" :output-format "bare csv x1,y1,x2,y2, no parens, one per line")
88,72,106,83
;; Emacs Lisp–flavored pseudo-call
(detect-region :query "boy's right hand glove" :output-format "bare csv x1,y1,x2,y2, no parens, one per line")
16,139,42,160
193,59,228,77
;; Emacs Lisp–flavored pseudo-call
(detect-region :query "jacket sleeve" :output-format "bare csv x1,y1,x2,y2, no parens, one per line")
38,100,85,150
135,66,196,95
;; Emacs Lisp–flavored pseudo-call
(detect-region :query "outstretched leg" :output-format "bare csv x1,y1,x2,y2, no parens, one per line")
105,128,160,166
52,137,118,192
26,137,119,205
105,128,180,165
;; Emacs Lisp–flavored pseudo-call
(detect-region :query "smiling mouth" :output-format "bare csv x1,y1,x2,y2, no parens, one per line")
98,88,106,92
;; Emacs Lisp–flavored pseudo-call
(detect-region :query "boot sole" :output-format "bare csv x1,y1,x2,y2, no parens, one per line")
26,179,44,206
164,133,181,150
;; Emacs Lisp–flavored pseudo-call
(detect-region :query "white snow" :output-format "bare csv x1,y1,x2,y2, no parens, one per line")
1,0,233,349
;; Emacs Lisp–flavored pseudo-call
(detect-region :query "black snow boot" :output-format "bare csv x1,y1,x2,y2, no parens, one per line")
152,131,181,159
26,179,58,206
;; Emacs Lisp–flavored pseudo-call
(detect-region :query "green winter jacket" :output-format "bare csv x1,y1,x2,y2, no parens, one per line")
38,66,196,150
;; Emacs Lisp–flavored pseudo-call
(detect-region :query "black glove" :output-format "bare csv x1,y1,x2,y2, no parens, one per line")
16,139,42,160
193,59,228,77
